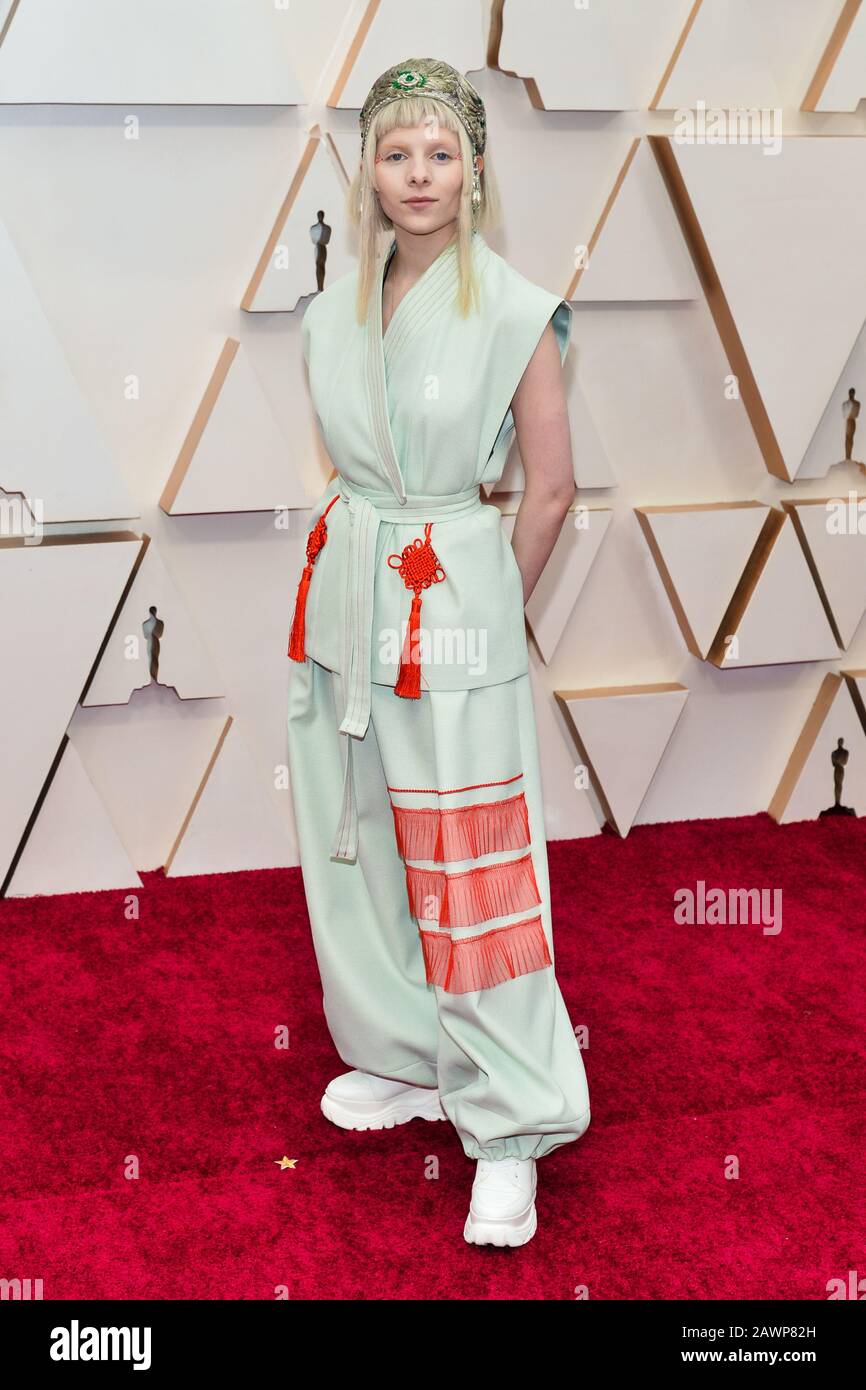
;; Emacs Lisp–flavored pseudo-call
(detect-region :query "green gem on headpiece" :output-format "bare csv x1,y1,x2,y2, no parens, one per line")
391,70,427,92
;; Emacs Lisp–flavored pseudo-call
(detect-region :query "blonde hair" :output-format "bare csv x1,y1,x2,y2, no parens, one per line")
346,93,502,325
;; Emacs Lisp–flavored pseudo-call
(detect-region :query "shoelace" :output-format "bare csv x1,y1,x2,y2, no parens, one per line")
475,1158,529,1188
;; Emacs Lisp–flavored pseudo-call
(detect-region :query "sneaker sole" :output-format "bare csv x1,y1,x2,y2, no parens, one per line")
463,1168,538,1248
463,1205,537,1248
320,1086,447,1131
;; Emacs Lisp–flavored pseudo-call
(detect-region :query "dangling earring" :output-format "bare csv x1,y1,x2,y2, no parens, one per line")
471,160,481,215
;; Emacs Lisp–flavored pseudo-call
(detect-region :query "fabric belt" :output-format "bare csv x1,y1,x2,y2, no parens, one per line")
331,476,484,863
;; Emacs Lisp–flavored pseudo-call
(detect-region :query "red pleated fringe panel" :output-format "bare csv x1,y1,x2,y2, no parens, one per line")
391,792,531,863
405,851,541,928
419,914,552,993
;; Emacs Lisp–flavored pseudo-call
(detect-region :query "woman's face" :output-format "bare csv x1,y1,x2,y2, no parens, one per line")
372,118,480,235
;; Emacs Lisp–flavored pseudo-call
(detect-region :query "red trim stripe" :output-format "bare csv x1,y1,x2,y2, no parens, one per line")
386,772,524,795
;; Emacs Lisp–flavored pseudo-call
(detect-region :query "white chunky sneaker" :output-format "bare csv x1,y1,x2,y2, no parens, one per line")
463,1157,538,1247
320,1069,446,1130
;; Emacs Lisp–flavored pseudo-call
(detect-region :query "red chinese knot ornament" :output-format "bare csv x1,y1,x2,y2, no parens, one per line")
387,523,447,699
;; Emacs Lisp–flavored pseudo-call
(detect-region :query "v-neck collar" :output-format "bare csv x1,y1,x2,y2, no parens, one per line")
380,233,464,350
366,231,483,502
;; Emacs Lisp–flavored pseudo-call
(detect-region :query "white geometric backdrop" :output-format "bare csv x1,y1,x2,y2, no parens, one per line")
2,0,866,896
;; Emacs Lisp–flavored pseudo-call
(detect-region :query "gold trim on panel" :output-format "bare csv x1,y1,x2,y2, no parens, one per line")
0,0,23,49
706,508,787,665
650,134,790,481
163,714,234,875
241,134,345,311
566,138,640,300
327,0,381,108
1,734,71,897
802,0,862,112
159,338,238,514
649,0,704,112
842,665,866,730
0,530,140,551
635,501,766,660
489,0,547,109
781,497,853,648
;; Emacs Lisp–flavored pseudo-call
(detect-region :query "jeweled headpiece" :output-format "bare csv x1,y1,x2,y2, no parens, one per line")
359,58,487,160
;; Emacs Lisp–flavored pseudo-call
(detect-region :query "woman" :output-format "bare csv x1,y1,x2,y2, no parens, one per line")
287,57,590,1248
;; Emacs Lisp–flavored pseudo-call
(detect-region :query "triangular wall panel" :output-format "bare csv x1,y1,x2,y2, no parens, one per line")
500,503,612,664
6,738,142,898
557,682,689,835
636,502,770,658
570,139,702,302
653,135,866,482
160,339,309,515
66,686,236,873
165,716,296,876
708,512,840,667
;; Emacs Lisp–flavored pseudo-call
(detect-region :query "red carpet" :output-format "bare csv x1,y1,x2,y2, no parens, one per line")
1,811,864,1300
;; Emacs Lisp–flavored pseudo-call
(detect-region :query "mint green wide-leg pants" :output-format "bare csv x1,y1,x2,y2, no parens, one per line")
286,654,590,1162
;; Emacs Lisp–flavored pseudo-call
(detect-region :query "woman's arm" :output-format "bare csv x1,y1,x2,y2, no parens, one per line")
508,320,575,605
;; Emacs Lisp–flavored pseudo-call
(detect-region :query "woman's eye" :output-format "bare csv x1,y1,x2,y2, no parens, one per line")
383,150,454,162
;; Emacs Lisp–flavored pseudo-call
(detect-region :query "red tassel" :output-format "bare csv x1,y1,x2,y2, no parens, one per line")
287,566,313,661
387,521,447,700
394,592,423,698
288,494,340,660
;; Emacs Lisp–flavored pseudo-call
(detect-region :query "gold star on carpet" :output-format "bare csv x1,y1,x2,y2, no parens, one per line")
274,1156,298,1169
